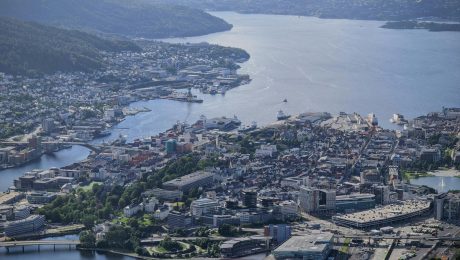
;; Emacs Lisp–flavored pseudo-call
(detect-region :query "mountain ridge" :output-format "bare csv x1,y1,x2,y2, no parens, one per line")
0,0,233,38
0,17,141,76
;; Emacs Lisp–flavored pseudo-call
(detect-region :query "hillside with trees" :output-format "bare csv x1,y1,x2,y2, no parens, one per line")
0,17,141,76
0,0,232,38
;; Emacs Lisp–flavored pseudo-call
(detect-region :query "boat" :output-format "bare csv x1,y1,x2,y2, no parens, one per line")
94,130,111,138
283,98,288,103
238,121,257,133
277,110,290,120
209,87,218,95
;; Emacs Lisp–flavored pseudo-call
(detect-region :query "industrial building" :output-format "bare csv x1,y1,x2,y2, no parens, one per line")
273,232,334,260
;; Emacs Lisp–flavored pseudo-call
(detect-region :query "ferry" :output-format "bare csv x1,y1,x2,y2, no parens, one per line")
390,113,408,125
277,110,290,120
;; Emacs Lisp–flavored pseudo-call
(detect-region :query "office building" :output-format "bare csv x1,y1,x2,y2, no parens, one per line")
42,118,55,134
165,139,177,154
264,224,292,244
144,188,183,201
220,236,270,258
13,205,30,220
190,198,219,217
4,215,46,237
167,211,192,230
298,186,335,214
335,193,376,213
242,190,257,208
434,193,460,221
373,185,390,205
420,148,441,163
27,192,57,204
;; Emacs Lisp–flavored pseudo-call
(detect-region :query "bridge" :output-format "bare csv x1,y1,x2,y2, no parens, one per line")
0,141,140,153
0,240,80,253
0,140,102,153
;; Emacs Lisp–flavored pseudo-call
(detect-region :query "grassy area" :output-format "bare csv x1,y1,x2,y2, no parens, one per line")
80,181,103,192
339,238,351,254
403,171,434,182
148,241,190,255
139,214,153,226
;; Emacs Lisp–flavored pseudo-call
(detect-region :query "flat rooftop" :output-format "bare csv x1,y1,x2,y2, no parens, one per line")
0,192,23,205
274,233,333,253
334,200,431,223
163,171,213,187
336,193,375,201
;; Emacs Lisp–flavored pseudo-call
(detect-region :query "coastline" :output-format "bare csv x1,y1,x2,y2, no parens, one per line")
427,169,460,177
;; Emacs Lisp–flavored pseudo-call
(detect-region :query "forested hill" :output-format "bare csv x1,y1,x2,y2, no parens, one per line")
0,0,232,38
0,17,141,76
151,0,460,21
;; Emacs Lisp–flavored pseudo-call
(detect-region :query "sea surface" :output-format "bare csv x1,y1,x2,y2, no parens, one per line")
1,12,460,259
410,170,460,192
0,146,90,191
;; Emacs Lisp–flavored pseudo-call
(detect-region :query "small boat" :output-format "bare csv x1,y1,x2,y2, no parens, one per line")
277,110,290,120
283,98,288,103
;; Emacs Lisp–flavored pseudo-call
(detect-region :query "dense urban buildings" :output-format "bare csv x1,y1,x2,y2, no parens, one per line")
0,104,459,259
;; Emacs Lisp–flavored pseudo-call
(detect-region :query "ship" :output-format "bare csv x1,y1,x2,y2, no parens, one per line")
238,121,257,133
277,110,290,120
390,113,408,125
367,113,378,126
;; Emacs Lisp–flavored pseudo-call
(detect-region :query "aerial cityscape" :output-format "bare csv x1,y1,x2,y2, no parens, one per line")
0,1,459,260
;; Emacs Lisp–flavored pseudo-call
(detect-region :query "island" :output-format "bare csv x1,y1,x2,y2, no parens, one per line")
382,21,460,32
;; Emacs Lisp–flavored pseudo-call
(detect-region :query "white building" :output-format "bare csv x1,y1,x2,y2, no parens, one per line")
278,200,299,219
154,206,169,220
255,144,277,158
144,198,159,213
190,198,219,217
123,204,141,217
